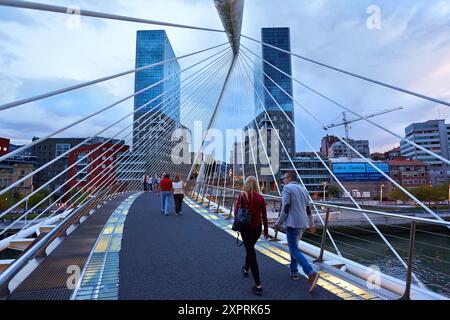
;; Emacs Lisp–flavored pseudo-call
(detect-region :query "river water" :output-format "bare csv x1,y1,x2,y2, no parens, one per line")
304,229,450,298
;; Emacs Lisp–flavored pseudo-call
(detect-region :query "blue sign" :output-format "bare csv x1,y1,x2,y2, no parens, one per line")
332,162,390,182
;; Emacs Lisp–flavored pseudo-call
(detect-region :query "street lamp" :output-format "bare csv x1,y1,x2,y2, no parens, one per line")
380,184,385,203
322,181,328,202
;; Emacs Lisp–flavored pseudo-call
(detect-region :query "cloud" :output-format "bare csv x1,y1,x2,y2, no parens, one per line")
0,0,449,158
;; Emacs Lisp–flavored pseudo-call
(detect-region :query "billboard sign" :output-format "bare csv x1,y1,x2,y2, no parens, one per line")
332,162,389,182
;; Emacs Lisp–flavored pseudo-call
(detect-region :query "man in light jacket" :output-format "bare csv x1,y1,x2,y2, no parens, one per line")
274,170,320,293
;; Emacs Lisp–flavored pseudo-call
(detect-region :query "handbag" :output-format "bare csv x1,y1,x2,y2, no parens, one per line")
232,193,251,232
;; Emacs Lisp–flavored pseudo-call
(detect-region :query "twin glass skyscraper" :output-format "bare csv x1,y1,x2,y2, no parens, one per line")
255,27,294,115
253,27,295,161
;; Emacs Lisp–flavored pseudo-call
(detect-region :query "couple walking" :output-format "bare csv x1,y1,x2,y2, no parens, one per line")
234,171,319,296
160,173,185,216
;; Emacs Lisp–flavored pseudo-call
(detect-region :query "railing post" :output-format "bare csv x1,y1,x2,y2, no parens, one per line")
202,185,208,205
314,208,331,263
216,187,224,213
195,183,201,201
207,185,212,208
400,221,417,300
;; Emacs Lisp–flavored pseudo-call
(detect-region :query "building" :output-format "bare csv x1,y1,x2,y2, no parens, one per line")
67,143,129,191
0,138,9,156
328,138,370,159
400,119,449,185
320,135,339,158
280,154,332,195
0,138,37,195
253,27,296,161
384,146,401,160
0,161,34,196
387,157,429,188
371,152,386,161
31,137,86,197
133,30,180,144
126,30,186,183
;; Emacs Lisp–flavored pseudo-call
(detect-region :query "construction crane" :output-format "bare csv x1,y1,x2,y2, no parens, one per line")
326,107,403,158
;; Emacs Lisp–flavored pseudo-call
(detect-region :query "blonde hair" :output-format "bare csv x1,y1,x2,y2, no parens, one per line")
243,176,260,194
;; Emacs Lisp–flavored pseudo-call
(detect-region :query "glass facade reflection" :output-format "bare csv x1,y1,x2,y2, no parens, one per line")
255,27,293,115
134,30,180,122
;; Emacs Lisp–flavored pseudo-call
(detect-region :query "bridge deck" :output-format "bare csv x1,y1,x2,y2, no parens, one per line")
7,193,131,300
119,193,339,300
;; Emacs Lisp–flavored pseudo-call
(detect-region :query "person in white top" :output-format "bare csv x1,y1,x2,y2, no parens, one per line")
172,175,185,216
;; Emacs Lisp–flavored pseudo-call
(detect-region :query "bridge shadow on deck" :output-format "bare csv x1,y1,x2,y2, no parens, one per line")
119,192,339,300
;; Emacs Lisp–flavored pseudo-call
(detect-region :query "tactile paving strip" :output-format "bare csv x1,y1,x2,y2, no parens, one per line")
184,197,383,301
72,193,142,300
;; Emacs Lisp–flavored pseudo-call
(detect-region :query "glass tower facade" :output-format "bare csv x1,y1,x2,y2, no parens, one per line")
255,27,293,115
252,27,295,163
134,30,180,122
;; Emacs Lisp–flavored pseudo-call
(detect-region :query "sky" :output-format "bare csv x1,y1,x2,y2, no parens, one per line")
1,0,450,159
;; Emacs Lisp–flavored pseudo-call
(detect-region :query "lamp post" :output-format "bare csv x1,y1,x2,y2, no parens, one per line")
380,184,385,203
322,181,328,202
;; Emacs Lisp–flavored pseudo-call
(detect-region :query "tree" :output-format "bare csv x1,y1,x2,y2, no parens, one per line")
328,183,340,198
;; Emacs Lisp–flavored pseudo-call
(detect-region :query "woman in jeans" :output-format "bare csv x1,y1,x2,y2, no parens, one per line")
234,176,269,296
172,175,185,216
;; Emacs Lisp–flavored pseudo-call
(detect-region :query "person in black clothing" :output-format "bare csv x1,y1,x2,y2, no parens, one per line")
234,176,269,296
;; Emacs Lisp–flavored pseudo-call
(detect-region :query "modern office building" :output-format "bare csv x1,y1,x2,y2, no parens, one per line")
241,28,295,193
125,30,189,183
400,119,449,185
253,27,296,162
133,30,180,145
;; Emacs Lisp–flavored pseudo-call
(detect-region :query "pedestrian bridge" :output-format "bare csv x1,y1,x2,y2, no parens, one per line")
0,0,449,301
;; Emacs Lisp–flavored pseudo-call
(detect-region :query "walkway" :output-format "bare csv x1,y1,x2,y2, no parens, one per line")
119,192,339,300
7,193,131,300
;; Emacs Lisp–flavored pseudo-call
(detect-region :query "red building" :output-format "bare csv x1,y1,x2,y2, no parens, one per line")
388,157,429,188
67,143,129,190
0,138,10,156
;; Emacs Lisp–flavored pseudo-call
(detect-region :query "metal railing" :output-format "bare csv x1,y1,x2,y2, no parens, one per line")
188,181,450,300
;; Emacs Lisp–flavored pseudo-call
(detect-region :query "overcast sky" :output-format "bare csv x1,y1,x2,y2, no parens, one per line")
1,0,449,158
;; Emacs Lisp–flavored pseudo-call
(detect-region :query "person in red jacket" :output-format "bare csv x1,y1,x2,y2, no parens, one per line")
234,176,268,296
160,173,173,216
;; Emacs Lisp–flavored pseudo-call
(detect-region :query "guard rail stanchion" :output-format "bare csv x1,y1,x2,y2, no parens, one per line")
400,221,417,300
216,187,224,213
314,208,331,263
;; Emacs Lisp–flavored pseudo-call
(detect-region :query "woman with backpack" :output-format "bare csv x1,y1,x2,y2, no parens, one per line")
234,176,269,296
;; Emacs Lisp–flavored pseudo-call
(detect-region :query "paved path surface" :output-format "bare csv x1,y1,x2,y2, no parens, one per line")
119,192,339,300
8,193,130,300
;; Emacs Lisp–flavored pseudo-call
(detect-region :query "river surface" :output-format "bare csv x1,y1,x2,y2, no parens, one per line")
304,229,450,298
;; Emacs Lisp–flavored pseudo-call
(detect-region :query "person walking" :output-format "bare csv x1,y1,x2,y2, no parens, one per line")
274,170,320,293
172,175,185,216
234,176,268,296
142,174,149,192
152,175,158,193
160,173,173,216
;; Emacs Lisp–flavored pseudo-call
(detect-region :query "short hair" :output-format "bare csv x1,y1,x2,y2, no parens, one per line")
164,173,170,179
285,170,297,180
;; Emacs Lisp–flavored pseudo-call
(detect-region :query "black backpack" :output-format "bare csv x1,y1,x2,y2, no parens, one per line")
232,193,251,232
